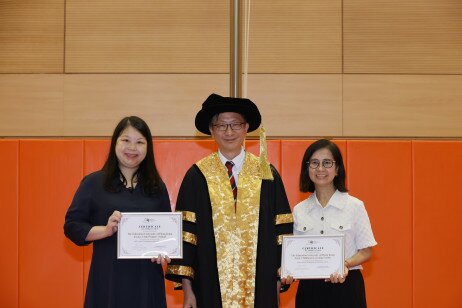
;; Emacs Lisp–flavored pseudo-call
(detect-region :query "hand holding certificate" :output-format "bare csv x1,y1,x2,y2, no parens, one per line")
117,212,182,259
281,235,344,279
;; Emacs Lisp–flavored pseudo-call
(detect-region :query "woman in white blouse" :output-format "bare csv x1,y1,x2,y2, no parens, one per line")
293,139,377,308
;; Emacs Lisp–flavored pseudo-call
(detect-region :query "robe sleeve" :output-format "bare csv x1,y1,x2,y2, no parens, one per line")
165,166,200,287
270,166,294,292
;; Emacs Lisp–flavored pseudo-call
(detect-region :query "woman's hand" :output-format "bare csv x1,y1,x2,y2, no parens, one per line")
151,254,171,266
326,247,373,283
85,210,122,242
281,275,295,285
278,268,295,285
105,210,122,237
277,267,294,306
325,265,349,283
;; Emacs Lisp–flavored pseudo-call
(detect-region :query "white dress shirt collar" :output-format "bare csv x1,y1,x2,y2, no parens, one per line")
218,147,245,169
306,190,346,211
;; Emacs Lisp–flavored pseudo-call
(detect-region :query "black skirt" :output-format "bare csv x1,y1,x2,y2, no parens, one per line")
296,270,367,308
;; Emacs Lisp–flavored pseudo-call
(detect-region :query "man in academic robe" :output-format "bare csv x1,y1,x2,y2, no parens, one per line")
166,94,293,307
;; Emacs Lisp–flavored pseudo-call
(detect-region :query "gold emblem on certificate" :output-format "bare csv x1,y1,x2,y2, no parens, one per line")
117,212,182,259
281,235,344,279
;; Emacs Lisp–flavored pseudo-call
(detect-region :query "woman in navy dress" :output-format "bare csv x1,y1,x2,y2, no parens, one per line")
64,116,171,308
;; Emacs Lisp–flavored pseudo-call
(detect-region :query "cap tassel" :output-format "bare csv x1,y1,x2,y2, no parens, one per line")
259,125,274,180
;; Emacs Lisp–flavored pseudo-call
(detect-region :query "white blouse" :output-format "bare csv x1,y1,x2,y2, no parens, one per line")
293,190,377,270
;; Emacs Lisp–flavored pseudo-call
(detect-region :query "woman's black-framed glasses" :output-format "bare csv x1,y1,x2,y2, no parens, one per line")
212,122,245,131
306,159,336,169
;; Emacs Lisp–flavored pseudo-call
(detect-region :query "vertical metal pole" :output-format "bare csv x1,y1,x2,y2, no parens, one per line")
230,0,242,98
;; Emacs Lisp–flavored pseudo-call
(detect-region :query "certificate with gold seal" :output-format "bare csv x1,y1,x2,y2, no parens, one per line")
281,235,344,279
117,212,182,259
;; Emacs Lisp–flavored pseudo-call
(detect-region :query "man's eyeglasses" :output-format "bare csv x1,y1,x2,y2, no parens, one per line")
306,159,336,169
212,122,245,131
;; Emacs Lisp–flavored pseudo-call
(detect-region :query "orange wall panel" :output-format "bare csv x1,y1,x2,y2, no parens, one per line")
281,140,314,209
347,141,413,308
245,140,281,171
413,141,462,308
19,140,84,308
84,139,110,174
0,140,19,308
6,139,462,307
154,140,217,207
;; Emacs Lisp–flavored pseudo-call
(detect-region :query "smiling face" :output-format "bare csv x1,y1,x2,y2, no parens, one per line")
210,112,249,160
115,125,147,175
308,147,338,190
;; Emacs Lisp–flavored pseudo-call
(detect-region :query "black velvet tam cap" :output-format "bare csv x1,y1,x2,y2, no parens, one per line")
194,93,261,135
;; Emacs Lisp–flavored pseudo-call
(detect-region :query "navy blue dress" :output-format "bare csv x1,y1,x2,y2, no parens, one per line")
64,171,171,308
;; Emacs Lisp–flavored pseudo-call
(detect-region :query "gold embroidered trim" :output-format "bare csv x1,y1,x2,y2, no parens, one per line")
277,234,293,245
183,231,197,245
166,265,194,279
173,282,182,289
197,152,262,307
275,213,293,225
180,210,196,223
259,125,274,180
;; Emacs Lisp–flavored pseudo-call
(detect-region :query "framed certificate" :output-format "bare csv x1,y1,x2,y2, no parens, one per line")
281,235,344,279
117,212,182,259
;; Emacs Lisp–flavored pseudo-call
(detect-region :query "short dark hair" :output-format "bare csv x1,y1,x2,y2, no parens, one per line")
299,139,347,193
102,116,164,195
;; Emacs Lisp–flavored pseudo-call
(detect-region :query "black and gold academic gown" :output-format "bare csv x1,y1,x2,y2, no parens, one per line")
166,152,293,308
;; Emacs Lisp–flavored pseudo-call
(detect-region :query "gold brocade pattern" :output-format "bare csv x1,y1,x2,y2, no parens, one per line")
275,213,293,225
197,152,262,307
259,125,274,180
277,234,293,245
180,210,196,223
166,265,194,279
183,231,197,245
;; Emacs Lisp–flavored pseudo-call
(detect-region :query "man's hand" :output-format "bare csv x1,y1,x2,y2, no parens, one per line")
182,278,197,308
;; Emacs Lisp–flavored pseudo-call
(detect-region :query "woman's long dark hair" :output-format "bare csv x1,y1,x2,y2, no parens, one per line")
102,116,163,195
299,139,347,193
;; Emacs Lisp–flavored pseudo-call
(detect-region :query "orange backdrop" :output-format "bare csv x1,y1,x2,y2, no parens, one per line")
1,139,461,308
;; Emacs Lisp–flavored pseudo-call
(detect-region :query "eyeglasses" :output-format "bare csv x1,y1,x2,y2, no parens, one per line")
212,122,245,131
306,159,336,169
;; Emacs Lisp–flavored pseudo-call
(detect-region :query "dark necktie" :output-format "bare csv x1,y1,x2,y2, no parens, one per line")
225,161,237,203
